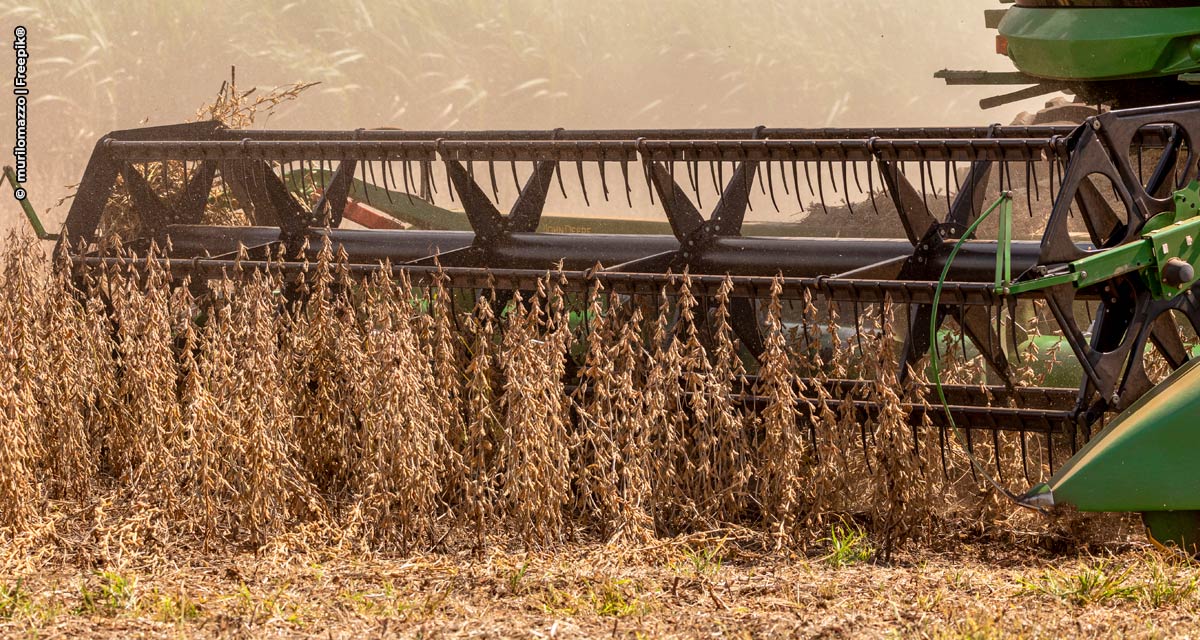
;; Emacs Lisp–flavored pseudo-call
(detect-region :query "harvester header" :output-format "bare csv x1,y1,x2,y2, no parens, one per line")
52,99,1200,552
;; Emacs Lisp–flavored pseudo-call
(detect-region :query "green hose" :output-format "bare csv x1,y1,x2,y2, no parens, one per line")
928,191,1039,509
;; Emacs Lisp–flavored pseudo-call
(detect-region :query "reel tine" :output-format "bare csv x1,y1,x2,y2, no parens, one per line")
1026,161,1034,216
829,160,838,193
620,158,633,207
951,160,961,194
689,159,703,209
1031,159,1040,201
555,155,568,199
803,159,815,199
708,160,721,198
766,159,779,212
778,159,790,196
867,160,879,215
918,161,930,217
841,161,854,214
755,156,766,196
943,159,951,213
576,157,591,206
815,160,828,214
424,159,438,198
792,161,804,213
992,428,1004,482
488,160,500,204
372,160,393,204
359,158,372,206
1046,431,1054,477
401,161,413,205
1020,430,1030,484
283,160,296,194
853,298,864,356
393,161,413,206
852,160,864,194
717,161,725,203
510,159,521,194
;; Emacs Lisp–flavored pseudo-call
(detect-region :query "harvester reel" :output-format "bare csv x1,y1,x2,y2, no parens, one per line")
1030,105,1200,423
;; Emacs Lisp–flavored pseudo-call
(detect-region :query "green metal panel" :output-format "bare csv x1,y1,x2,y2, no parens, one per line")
999,6,1200,80
1030,355,1200,511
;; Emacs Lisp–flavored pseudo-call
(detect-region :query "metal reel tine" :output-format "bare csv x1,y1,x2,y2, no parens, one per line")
918,161,930,217
867,160,878,215
1025,162,1034,217
620,159,632,207
943,159,951,213
792,161,804,212
802,160,815,197
488,160,500,204
992,428,1004,482
1046,431,1054,477
374,161,393,204
828,160,838,193
778,159,790,195
359,158,372,205
841,161,854,214
510,159,521,193
1020,430,1030,484
576,158,591,206
394,161,413,206
816,160,828,214
401,161,413,205
766,160,779,212
687,159,702,209
852,160,863,194
1029,159,1040,202
716,161,725,203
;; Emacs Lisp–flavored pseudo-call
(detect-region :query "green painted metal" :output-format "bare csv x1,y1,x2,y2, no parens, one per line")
2,165,52,241
1142,511,1200,554
999,6,1200,81
1026,354,1200,511
1007,181,1200,299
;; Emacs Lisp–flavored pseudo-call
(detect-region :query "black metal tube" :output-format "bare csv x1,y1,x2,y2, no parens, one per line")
156,225,1044,282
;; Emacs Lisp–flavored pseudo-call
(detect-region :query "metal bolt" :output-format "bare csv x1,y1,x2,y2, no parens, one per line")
1079,270,1088,279
1092,119,1102,131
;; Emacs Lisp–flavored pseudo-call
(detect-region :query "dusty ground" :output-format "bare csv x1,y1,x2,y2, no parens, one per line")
3,527,1200,640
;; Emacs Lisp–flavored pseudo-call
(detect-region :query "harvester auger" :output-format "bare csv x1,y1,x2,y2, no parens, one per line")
53,101,1200,551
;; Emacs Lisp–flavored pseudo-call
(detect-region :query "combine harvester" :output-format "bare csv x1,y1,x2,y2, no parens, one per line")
28,2,1200,552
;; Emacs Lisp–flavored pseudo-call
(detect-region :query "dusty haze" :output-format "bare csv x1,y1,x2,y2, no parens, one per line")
0,0,1054,229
